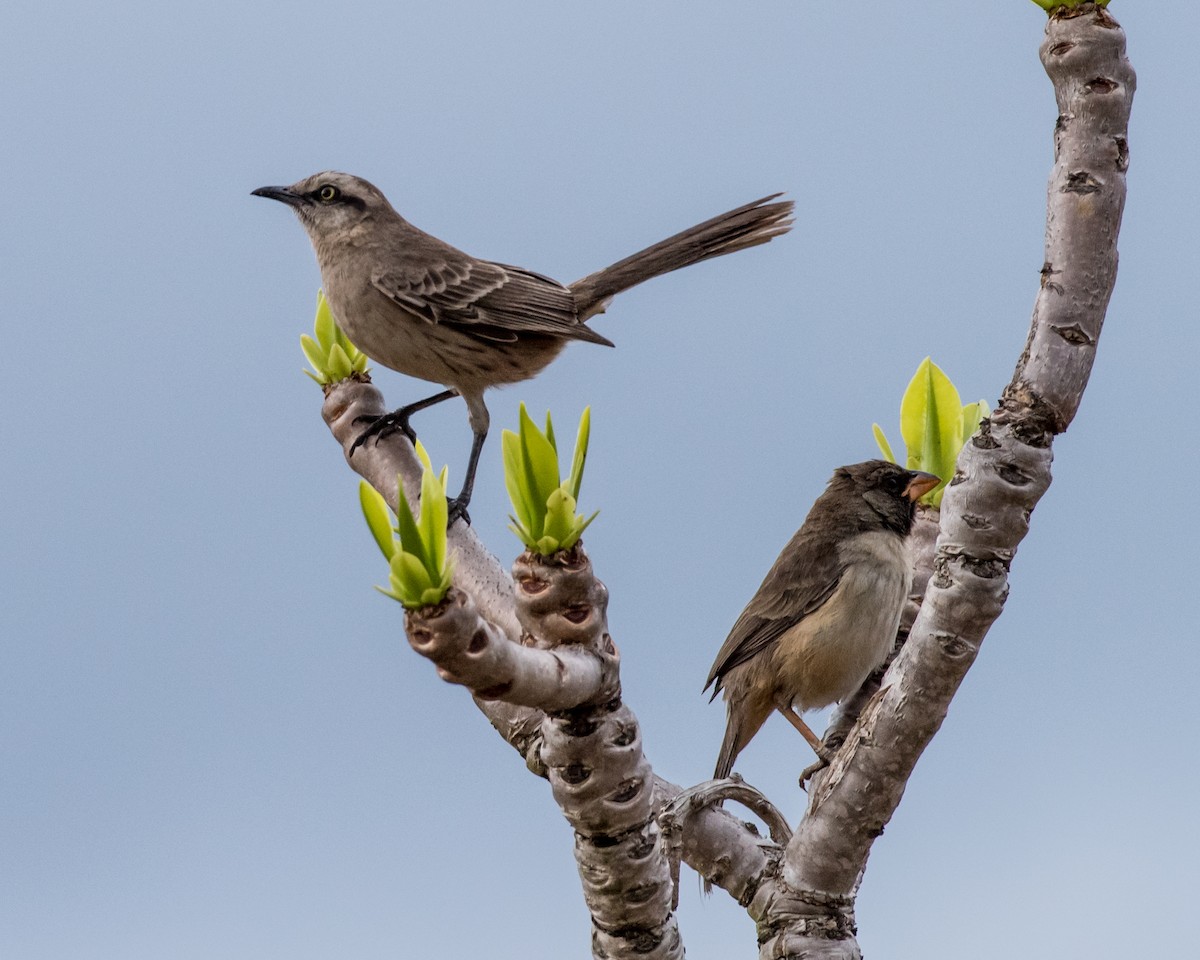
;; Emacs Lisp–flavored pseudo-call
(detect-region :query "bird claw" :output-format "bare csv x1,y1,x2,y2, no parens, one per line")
798,745,835,791
446,497,471,528
798,758,827,791
349,411,417,456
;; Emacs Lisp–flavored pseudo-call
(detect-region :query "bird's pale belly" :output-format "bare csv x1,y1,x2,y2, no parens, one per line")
774,535,911,710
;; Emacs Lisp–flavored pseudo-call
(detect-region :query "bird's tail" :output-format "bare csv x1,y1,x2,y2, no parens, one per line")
713,711,746,783
569,194,794,319
704,710,754,896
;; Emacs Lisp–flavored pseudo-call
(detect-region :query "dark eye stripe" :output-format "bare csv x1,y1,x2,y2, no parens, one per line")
308,187,365,211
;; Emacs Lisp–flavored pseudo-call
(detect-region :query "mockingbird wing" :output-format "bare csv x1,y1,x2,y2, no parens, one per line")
371,258,613,346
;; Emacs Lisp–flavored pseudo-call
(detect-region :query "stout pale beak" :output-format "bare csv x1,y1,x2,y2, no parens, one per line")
251,185,306,207
904,471,941,502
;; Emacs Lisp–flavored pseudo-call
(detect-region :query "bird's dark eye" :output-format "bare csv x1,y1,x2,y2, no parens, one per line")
317,185,340,202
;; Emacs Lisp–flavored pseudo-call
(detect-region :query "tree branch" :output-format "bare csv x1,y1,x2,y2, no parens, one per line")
316,12,1132,955
759,6,1134,956
321,379,778,906
403,586,616,709
318,417,692,958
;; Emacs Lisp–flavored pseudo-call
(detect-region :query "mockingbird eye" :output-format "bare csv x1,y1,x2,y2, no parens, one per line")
317,185,340,202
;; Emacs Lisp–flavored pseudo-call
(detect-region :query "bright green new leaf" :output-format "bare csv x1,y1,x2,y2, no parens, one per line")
359,482,397,560
507,519,533,543
389,550,435,607
872,423,896,464
567,407,591,502
327,343,352,381
515,447,548,537
413,440,434,474
900,357,962,493
357,449,455,609
516,405,554,534
874,358,989,508
559,501,597,547
418,464,448,576
503,405,599,555
300,334,327,375
375,583,404,603
502,431,537,533
300,288,370,386
314,290,337,349
543,486,576,545
961,400,989,443
393,475,428,571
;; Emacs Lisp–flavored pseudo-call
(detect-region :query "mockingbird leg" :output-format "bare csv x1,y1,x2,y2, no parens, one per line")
350,389,459,456
446,429,487,527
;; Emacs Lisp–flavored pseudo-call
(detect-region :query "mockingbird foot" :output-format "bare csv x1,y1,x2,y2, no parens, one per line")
349,409,417,457
446,497,471,528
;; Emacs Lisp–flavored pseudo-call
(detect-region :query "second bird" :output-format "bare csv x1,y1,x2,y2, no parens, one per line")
253,172,794,523
705,460,939,782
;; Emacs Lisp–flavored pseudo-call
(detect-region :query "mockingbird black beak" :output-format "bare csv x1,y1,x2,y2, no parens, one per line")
251,185,306,207
904,471,941,502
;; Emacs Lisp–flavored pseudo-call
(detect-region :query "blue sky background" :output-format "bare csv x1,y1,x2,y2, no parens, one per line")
3,3,1196,958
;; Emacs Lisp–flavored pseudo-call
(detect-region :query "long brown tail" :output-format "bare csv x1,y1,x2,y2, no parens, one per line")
569,194,794,320
713,719,742,783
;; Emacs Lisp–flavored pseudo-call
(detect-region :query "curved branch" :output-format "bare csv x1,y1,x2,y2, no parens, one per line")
664,778,793,850
659,777,790,908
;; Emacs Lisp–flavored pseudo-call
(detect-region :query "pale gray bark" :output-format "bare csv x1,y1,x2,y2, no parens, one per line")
404,586,616,708
660,778,791,908
755,6,1134,957
315,5,1133,956
322,381,771,947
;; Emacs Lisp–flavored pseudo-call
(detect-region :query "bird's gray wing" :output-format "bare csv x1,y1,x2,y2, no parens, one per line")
704,530,845,695
371,258,613,346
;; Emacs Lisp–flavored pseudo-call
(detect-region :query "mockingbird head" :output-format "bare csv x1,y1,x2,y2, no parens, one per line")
252,171,392,243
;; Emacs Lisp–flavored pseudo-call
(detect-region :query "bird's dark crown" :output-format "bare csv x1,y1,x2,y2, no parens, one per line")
827,459,930,536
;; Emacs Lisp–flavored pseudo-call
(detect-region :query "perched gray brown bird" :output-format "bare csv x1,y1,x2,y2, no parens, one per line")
705,460,939,782
253,172,793,523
